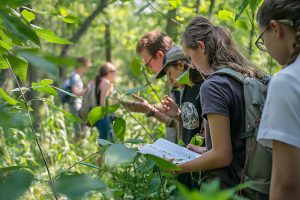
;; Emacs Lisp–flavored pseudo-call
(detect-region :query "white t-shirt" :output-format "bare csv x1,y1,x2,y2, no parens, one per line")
70,71,83,110
257,56,300,149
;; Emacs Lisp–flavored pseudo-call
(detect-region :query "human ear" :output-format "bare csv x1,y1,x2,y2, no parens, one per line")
197,41,206,53
156,50,164,59
270,20,284,39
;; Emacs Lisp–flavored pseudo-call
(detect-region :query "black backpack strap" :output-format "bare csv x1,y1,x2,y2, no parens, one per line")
209,67,245,84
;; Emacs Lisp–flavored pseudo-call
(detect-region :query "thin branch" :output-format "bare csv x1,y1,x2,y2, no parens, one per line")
157,167,167,200
142,69,161,102
6,59,59,200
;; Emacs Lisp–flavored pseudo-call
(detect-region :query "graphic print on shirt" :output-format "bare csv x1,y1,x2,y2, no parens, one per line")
181,102,199,130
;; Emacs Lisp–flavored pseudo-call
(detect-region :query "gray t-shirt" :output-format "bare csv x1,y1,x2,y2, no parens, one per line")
200,74,245,188
257,56,300,149
70,71,83,110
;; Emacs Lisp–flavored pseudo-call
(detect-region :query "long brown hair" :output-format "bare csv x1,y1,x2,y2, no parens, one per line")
257,0,300,65
182,16,264,78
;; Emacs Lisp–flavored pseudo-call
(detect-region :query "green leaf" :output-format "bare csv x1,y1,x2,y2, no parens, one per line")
58,15,81,24
97,139,113,146
2,13,40,45
0,29,12,51
0,106,25,129
0,55,9,69
87,104,120,126
0,168,34,200
32,79,58,96
34,28,72,44
104,144,137,168
124,86,145,95
131,57,142,77
18,51,59,79
175,69,191,86
168,0,182,9
7,54,28,82
21,9,35,23
0,87,18,105
189,135,203,146
54,173,106,200
0,0,32,8
146,154,181,171
218,9,233,21
235,0,249,21
124,138,146,144
113,118,126,141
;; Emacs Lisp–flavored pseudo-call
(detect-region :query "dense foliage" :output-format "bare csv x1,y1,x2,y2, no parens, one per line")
0,0,280,199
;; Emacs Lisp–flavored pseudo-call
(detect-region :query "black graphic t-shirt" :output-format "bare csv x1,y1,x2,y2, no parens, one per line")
180,81,204,145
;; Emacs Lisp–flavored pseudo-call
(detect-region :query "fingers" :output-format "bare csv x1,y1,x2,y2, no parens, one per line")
132,94,146,103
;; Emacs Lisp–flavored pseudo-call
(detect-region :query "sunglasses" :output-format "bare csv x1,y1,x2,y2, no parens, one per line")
255,19,294,52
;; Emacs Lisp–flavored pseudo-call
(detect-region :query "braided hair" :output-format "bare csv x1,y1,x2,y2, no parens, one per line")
257,0,300,64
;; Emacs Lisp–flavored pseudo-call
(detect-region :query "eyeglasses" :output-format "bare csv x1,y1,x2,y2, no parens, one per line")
144,57,153,68
255,19,294,52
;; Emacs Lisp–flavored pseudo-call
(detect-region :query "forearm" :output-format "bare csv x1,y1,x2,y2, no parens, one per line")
270,183,300,200
177,149,231,174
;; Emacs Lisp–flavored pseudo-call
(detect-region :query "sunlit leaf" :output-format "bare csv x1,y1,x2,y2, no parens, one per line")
113,118,126,141
7,54,28,82
0,29,12,51
21,9,35,23
97,139,113,146
104,144,137,168
0,87,18,105
54,173,106,199
146,154,181,171
189,135,203,146
58,15,81,24
0,0,32,9
175,69,190,86
2,13,40,45
32,79,58,96
0,56,9,69
218,9,233,21
168,0,182,9
34,28,72,44
131,57,142,77
87,104,120,126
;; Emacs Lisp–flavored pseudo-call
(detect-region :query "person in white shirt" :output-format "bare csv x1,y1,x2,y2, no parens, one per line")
256,1,300,199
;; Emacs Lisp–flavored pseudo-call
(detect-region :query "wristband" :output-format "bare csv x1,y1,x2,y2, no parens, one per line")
146,107,155,117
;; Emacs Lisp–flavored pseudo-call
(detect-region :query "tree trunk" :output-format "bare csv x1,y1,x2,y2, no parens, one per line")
105,23,112,62
208,0,215,21
166,9,178,43
59,0,109,78
195,0,201,15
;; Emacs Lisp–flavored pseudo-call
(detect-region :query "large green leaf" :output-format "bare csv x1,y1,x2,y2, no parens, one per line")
0,0,32,9
175,69,190,86
34,28,72,44
218,9,233,21
87,104,120,126
104,144,137,168
58,15,81,24
0,29,13,51
32,79,58,96
21,9,35,23
2,13,40,45
0,87,18,105
131,57,142,77
124,86,145,95
146,154,181,171
168,0,183,9
7,54,28,82
0,168,34,200
18,51,59,79
0,105,24,129
113,118,126,141
0,55,9,69
54,173,106,200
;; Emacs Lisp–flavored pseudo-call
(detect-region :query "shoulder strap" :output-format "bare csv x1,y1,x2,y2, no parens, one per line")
210,68,245,84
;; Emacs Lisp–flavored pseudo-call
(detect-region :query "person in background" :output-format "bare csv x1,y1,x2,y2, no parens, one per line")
256,1,300,199
94,62,117,141
67,57,92,140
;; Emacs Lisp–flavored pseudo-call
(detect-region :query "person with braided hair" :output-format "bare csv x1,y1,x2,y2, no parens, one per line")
256,0,300,199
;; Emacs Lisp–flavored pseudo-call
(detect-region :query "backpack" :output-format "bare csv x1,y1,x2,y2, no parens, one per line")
79,82,98,124
211,68,272,199
59,76,73,103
